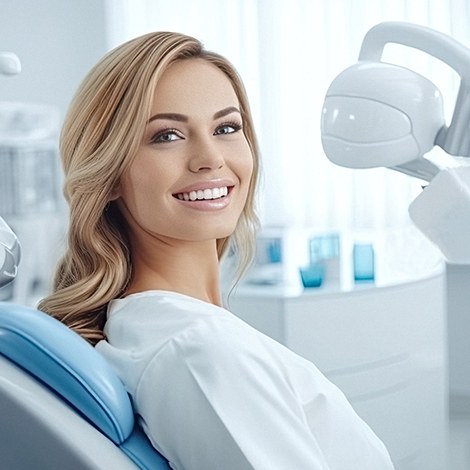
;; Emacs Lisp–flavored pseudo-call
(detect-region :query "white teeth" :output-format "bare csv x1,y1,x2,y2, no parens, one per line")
176,186,229,201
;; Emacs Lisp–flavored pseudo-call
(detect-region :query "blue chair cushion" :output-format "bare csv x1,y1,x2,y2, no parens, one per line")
0,302,171,468
121,423,172,469
0,302,134,444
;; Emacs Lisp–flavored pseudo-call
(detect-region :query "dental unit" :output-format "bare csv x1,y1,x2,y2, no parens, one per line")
321,21,470,264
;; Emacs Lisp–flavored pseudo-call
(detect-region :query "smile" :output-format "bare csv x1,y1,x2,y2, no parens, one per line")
174,186,229,201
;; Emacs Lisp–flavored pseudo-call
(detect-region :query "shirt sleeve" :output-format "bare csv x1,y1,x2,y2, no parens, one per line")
133,318,332,470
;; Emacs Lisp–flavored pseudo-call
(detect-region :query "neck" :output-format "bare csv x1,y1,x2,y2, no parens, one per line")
126,234,223,306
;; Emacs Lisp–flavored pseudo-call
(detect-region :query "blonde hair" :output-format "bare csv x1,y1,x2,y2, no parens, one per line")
38,32,260,345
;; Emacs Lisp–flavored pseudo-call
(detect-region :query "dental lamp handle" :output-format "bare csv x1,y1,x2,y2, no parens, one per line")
359,21,470,158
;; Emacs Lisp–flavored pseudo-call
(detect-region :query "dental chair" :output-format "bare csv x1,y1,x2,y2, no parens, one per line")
0,301,171,469
0,221,170,468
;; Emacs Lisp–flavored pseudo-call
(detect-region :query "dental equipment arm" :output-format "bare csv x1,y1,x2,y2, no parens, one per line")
321,22,470,264
0,52,21,286
0,217,21,288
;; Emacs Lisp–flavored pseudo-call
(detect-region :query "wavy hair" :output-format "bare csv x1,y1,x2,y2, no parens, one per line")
38,32,260,345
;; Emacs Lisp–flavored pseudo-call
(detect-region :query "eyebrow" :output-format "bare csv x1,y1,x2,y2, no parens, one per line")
147,106,241,124
214,106,241,119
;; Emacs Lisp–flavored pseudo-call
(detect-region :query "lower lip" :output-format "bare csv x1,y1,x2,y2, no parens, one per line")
173,193,232,211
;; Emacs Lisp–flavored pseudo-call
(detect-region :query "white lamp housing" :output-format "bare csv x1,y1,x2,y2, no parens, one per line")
321,62,444,170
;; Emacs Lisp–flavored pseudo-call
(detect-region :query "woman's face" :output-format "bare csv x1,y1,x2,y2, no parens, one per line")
117,58,253,246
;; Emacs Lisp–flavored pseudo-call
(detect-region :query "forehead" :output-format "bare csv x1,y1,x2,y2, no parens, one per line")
152,58,239,114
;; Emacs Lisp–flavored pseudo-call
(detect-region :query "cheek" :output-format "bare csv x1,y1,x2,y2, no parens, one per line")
233,138,254,175
239,146,254,191
123,154,175,199
118,163,165,216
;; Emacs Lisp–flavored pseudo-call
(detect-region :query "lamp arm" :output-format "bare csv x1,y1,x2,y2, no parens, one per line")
391,157,441,182
359,21,470,158
359,21,470,73
435,79,470,156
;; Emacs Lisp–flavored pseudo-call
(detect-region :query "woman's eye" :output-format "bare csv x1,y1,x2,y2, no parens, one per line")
151,130,182,144
214,122,242,135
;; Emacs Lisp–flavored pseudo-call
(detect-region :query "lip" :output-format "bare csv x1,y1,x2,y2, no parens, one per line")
172,178,235,196
174,194,232,211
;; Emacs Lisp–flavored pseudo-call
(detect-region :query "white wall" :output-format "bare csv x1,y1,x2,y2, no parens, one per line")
0,0,108,119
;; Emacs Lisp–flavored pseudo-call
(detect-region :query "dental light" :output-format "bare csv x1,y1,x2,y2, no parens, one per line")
0,51,21,287
321,22,470,264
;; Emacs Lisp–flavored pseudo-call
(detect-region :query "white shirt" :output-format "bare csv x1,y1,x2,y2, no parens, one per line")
96,290,394,470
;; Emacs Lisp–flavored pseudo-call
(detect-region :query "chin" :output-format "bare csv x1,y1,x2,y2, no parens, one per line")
204,223,238,241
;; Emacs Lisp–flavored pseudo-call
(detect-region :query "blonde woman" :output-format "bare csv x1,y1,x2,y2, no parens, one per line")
39,32,394,469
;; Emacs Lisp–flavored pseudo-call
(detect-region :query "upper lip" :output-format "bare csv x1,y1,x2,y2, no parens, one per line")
172,179,235,195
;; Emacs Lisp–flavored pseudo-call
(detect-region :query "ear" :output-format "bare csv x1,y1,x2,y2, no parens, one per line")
108,186,121,201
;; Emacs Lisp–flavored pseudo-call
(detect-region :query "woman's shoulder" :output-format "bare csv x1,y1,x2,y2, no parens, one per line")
104,289,250,350
104,289,320,377
104,290,338,404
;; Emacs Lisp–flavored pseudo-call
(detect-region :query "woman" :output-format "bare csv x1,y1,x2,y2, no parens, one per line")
39,32,394,469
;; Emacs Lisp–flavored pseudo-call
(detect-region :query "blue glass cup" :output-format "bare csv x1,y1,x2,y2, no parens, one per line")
299,263,324,288
353,243,375,282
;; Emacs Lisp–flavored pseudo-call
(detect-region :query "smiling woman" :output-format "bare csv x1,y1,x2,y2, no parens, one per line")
38,32,260,340
115,58,254,299
38,31,394,469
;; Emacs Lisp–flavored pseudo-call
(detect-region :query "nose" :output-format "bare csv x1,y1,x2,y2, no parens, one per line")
188,137,225,173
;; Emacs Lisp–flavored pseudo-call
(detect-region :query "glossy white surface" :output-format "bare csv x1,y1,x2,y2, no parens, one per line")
321,61,444,169
409,165,470,264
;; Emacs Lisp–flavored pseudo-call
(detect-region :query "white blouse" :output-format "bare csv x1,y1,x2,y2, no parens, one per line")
96,290,394,470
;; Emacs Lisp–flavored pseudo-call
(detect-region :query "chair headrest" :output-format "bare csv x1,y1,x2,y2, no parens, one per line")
0,302,134,444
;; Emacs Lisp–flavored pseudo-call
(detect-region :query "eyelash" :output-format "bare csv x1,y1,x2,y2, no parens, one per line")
150,128,181,144
215,121,243,135
149,121,243,144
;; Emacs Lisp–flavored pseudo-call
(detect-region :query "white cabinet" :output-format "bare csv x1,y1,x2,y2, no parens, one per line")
229,272,448,470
